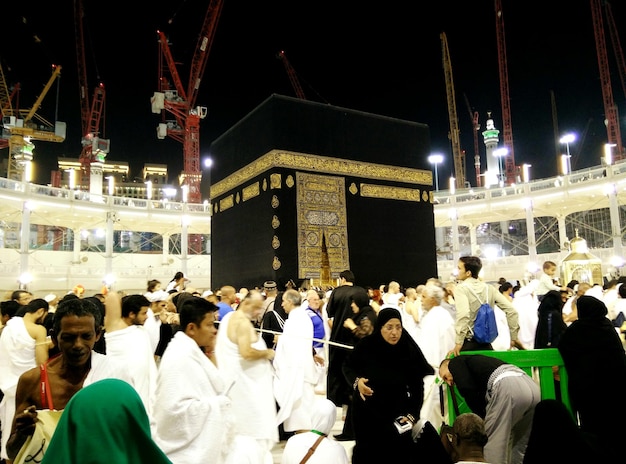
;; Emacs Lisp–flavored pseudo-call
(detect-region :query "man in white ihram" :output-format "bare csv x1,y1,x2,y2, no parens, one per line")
215,293,278,462
273,289,318,433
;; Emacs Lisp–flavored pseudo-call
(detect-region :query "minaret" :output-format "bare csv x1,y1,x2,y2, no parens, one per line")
482,112,500,187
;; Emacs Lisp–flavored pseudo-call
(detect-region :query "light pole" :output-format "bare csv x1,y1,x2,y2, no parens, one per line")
560,133,575,174
493,147,508,186
428,154,444,191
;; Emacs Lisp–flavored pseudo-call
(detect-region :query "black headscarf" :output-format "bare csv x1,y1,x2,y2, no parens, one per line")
357,307,433,375
576,294,608,320
534,290,567,348
558,295,626,459
375,306,400,328
523,399,600,463
351,287,377,327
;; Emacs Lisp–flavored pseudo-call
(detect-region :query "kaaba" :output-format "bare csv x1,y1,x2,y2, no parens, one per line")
209,94,437,290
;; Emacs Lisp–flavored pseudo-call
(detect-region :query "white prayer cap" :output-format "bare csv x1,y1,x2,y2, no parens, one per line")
44,293,57,303
202,290,213,298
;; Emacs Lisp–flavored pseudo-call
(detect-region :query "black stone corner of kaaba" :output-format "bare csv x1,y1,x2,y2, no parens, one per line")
209,94,437,290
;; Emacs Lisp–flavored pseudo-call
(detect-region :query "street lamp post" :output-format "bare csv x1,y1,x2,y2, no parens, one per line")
428,154,444,191
559,133,576,174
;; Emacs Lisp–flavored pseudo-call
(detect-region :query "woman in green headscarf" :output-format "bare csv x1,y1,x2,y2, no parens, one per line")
41,378,171,464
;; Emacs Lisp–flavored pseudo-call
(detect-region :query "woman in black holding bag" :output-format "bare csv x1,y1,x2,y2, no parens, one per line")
342,307,434,463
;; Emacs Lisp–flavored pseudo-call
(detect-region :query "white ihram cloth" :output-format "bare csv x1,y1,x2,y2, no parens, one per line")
0,317,36,459
414,305,456,430
143,308,161,354
84,350,134,386
273,306,317,431
104,325,158,417
281,397,349,464
215,311,278,456
491,305,512,351
513,285,539,347
154,331,234,464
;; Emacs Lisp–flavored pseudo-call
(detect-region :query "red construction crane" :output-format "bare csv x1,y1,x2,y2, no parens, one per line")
591,0,624,160
277,50,307,100
604,1,626,104
151,0,224,204
494,0,516,184
74,0,108,189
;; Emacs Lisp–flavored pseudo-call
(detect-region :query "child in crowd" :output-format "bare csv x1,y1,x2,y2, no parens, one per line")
535,261,567,302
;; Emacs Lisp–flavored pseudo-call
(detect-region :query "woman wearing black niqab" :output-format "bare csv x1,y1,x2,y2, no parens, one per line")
558,295,626,463
342,307,434,463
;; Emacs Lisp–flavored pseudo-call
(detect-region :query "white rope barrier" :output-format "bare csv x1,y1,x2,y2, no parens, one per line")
213,319,354,350
255,327,354,350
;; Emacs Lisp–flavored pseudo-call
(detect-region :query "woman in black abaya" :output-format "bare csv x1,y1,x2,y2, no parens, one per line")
558,295,626,463
342,307,434,463
533,289,567,349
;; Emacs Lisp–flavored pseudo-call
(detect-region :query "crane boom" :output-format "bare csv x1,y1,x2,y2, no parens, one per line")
590,0,624,159
152,0,224,204
494,0,516,183
75,0,90,135
277,50,307,100
605,1,626,104
23,65,62,124
187,0,224,110
441,32,465,189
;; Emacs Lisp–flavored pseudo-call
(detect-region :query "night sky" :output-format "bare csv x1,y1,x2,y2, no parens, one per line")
2,0,625,190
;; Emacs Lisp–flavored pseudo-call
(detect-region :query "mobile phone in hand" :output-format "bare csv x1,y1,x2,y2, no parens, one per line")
393,416,412,434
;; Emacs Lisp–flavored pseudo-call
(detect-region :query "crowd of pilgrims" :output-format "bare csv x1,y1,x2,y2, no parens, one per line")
0,266,625,464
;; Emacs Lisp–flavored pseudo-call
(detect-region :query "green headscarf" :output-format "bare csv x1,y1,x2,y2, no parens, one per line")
41,378,171,464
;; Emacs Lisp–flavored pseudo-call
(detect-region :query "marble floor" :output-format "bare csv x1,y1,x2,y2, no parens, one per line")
271,401,354,463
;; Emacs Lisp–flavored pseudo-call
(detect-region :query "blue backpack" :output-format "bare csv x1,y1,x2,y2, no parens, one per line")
468,286,498,344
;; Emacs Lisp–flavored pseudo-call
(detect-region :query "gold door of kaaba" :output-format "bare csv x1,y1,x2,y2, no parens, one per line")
296,172,349,286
